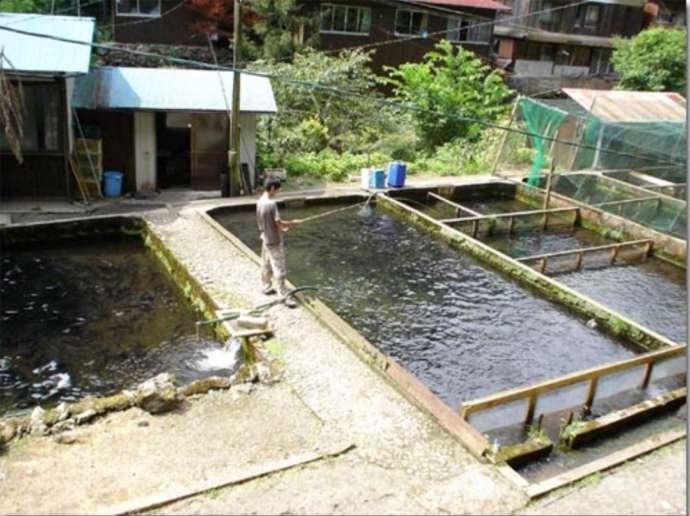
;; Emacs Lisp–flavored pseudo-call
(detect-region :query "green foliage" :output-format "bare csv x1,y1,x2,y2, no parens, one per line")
284,150,391,181
611,28,687,93
254,49,396,179
0,0,72,12
409,127,503,176
383,40,513,149
248,0,319,62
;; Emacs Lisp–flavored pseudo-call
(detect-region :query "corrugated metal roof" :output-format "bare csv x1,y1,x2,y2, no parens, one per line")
563,88,687,123
73,67,278,114
416,0,510,11
0,13,94,75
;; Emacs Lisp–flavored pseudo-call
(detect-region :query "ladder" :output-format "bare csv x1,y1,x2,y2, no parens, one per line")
70,137,103,203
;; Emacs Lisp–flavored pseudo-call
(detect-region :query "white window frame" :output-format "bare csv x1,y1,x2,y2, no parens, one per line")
320,4,372,36
446,15,490,45
394,8,428,37
116,0,162,18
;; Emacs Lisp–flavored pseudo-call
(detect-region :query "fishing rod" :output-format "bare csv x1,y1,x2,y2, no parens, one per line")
296,194,376,224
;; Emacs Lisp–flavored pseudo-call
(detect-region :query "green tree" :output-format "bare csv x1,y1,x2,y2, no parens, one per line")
253,49,395,160
0,0,73,12
611,27,687,93
249,0,319,62
383,40,513,149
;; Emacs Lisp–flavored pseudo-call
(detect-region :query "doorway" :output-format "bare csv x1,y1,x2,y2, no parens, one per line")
156,112,191,189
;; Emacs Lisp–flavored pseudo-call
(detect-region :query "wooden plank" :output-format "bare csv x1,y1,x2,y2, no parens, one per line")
516,239,653,263
567,388,686,448
527,427,686,498
459,346,685,416
97,443,356,515
440,207,579,225
427,192,482,217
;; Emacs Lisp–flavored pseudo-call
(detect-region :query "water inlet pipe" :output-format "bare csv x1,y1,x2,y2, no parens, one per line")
195,286,319,341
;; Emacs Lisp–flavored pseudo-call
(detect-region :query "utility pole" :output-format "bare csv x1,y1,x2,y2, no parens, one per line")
228,0,243,197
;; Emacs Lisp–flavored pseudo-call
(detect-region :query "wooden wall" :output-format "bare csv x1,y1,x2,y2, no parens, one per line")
76,110,137,194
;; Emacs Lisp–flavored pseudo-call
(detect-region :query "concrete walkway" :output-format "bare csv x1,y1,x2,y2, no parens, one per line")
1,178,686,514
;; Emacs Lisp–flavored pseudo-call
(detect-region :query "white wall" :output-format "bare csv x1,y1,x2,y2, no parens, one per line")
239,113,257,187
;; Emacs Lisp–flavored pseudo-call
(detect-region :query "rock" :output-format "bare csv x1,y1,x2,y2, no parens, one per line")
30,406,45,425
177,376,232,398
75,409,97,425
51,419,75,434
53,431,77,445
234,383,254,396
586,318,598,329
134,373,179,414
29,407,48,435
137,420,149,428
56,402,70,422
0,421,15,443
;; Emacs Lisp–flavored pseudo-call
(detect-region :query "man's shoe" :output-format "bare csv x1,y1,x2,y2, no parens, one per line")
283,297,298,309
262,287,277,295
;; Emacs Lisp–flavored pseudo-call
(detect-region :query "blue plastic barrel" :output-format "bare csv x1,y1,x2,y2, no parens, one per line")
103,171,123,198
369,169,386,189
386,161,407,188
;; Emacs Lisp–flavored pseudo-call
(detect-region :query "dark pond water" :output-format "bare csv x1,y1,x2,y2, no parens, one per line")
215,203,640,408
0,236,237,414
423,196,687,344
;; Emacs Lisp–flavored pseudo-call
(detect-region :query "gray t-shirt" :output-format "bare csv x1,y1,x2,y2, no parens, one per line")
257,195,282,245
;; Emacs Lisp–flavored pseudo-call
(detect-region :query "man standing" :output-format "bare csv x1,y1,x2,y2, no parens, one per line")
257,178,302,308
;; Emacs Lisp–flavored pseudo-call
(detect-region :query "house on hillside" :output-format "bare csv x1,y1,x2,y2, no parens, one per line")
0,13,95,199
300,0,510,73
73,67,277,193
92,0,510,73
493,0,687,94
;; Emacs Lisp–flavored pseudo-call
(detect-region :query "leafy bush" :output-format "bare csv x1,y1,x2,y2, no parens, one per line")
612,27,687,93
383,41,514,149
284,150,391,181
409,128,504,176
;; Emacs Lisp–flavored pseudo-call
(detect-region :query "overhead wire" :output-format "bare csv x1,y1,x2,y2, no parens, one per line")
0,22,685,168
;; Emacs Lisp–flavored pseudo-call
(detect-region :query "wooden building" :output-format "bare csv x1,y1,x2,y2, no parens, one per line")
0,13,95,199
72,67,277,193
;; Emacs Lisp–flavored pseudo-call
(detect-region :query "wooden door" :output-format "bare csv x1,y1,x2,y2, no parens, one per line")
191,113,228,190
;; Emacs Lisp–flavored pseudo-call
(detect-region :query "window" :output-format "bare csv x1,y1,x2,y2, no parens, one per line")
116,0,161,17
538,0,562,31
589,48,613,75
395,9,427,36
320,4,371,35
575,4,600,30
0,84,62,153
447,16,490,44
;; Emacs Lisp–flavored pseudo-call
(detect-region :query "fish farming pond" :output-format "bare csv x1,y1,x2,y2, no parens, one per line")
215,203,642,409
411,193,687,343
1,234,237,415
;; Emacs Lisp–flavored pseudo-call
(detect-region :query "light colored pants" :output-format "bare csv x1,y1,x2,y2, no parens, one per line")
261,242,288,296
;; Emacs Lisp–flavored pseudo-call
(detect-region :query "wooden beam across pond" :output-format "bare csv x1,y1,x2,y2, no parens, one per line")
517,239,654,272
439,206,579,236
427,192,483,218
459,345,686,423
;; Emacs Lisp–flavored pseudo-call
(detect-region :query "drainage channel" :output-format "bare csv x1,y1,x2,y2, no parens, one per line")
0,218,237,415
